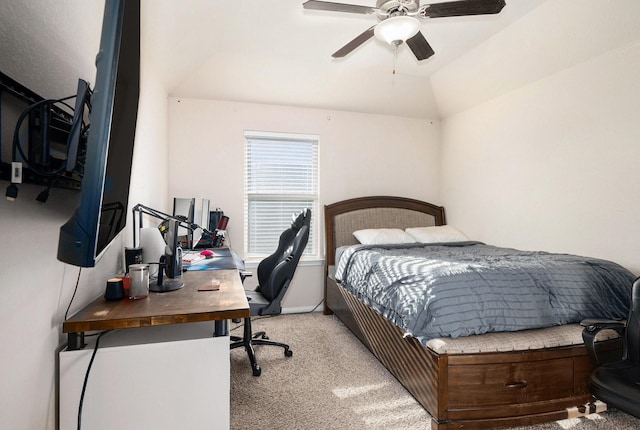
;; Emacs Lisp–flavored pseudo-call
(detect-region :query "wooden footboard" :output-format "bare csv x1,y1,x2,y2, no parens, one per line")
327,276,620,429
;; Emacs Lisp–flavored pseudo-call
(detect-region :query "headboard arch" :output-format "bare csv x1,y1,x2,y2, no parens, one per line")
324,196,446,267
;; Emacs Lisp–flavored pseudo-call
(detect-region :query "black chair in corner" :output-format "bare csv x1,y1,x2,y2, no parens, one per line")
580,276,640,418
231,209,311,376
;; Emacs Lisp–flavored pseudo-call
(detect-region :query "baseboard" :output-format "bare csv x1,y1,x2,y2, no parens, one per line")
282,305,324,314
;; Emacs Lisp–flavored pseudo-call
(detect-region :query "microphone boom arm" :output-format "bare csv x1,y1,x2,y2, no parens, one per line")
131,203,211,247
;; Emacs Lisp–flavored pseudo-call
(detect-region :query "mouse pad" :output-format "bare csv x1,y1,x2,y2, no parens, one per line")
186,248,239,271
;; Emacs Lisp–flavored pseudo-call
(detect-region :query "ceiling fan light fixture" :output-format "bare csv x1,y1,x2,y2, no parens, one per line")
374,16,420,45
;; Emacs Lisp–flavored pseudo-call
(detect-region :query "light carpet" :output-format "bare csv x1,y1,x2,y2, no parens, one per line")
230,312,639,430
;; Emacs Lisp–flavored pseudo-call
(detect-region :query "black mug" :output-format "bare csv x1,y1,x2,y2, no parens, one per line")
104,278,125,301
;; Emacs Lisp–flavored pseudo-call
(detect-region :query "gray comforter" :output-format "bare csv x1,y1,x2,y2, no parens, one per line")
335,242,635,343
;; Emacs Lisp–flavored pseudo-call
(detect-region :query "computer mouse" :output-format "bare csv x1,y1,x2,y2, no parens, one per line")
200,249,214,259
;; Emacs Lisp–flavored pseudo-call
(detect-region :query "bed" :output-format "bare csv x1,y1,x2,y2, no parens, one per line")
324,196,632,429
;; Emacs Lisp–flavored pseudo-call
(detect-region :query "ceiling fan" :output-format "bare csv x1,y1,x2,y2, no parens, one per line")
303,0,506,61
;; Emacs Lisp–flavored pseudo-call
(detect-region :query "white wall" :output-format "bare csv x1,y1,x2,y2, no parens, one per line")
438,1,640,274
125,71,170,243
168,99,441,309
0,2,169,429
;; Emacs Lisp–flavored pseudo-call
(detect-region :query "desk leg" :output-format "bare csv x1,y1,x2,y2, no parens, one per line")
214,320,228,337
67,332,86,351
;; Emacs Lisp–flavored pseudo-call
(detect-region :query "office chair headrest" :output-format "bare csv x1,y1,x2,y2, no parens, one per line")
291,208,311,230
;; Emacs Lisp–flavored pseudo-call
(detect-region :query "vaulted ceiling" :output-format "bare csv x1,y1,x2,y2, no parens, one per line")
1,1,550,120
142,0,548,119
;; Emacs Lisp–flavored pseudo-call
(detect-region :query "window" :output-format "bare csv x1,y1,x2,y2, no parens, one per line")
244,131,318,258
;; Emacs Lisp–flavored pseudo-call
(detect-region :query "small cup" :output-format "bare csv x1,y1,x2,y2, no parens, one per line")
104,278,125,301
128,264,149,299
121,275,131,296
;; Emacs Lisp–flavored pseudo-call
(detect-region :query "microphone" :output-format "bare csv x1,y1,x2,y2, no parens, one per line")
212,216,229,247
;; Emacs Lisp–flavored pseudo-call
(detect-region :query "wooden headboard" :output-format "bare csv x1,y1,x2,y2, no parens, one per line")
324,196,446,267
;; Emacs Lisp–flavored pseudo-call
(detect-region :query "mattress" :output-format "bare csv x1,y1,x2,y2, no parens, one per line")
335,242,635,344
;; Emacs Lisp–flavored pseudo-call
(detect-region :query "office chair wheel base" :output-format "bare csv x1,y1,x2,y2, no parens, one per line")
285,349,293,357
252,365,262,377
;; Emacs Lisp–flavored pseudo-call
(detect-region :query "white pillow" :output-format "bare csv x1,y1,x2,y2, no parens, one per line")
405,225,469,243
353,228,416,245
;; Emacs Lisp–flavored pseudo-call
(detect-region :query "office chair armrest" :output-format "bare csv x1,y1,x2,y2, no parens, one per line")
581,318,626,330
239,270,253,283
580,319,627,365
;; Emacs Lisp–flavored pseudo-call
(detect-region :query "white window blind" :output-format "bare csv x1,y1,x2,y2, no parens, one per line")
244,131,318,257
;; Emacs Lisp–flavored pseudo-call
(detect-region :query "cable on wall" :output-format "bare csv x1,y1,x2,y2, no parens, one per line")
77,330,111,430
64,268,82,321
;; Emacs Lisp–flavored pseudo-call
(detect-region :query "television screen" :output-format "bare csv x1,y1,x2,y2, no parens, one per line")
57,0,140,267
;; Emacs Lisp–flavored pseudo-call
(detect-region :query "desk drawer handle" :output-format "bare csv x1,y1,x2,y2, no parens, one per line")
504,381,528,389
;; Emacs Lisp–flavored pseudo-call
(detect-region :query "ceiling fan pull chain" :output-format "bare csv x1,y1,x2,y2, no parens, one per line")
392,43,398,75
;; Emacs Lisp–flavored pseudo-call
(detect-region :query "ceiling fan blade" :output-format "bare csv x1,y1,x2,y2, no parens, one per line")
406,31,435,61
419,0,506,18
332,26,376,58
303,0,377,15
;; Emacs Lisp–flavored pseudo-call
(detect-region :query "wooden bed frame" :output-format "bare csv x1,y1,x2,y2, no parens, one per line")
323,196,620,429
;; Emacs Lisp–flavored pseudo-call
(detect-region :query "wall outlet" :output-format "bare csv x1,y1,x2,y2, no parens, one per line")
11,162,23,183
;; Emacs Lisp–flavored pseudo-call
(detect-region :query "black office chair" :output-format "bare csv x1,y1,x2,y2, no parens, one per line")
581,276,640,418
231,209,311,376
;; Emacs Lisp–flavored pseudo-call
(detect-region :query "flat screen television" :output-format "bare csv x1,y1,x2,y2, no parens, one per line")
57,0,140,267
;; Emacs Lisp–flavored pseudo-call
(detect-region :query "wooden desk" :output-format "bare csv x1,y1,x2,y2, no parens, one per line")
63,269,250,350
60,267,249,430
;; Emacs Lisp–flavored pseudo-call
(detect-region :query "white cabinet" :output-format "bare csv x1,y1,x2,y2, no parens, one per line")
59,322,229,430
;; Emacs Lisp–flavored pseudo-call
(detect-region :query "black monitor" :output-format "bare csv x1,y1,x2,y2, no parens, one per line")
173,197,195,247
57,0,140,267
149,218,184,293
